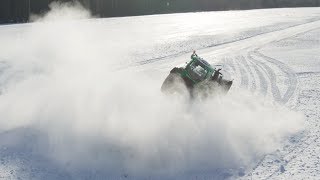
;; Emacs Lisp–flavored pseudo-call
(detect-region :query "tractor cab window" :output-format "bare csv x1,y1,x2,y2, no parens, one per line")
188,61,208,81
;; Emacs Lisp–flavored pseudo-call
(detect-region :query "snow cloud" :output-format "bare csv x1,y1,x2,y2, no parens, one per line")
0,3,305,179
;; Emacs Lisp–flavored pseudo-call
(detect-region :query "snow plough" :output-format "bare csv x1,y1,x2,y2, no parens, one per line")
161,51,233,97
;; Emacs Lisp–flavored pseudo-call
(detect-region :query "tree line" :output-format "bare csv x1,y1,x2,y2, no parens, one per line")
0,0,319,24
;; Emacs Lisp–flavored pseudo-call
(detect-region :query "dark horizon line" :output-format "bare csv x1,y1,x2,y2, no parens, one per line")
0,0,319,24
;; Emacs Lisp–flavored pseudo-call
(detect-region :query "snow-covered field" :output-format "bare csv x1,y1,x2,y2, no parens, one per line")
0,3,319,179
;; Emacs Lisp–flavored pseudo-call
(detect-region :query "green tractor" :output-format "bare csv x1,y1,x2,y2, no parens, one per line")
161,51,233,97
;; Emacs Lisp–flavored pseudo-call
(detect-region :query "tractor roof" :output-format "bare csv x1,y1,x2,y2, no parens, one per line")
193,57,214,71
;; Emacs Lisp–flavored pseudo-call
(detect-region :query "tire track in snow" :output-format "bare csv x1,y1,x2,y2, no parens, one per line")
223,57,242,88
239,56,257,93
248,52,282,102
262,78,320,180
246,54,268,97
235,56,249,89
215,19,320,180
253,50,298,104
246,29,320,179
243,51,300,180
224,57,236,72
237,50,300,179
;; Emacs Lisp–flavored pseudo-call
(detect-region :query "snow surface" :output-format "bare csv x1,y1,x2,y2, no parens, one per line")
0,4,320,180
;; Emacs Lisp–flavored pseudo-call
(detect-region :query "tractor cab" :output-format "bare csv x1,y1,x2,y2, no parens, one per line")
185,53,214,83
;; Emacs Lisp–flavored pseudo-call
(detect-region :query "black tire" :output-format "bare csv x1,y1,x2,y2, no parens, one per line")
161,71,189,96
161,72,181,92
